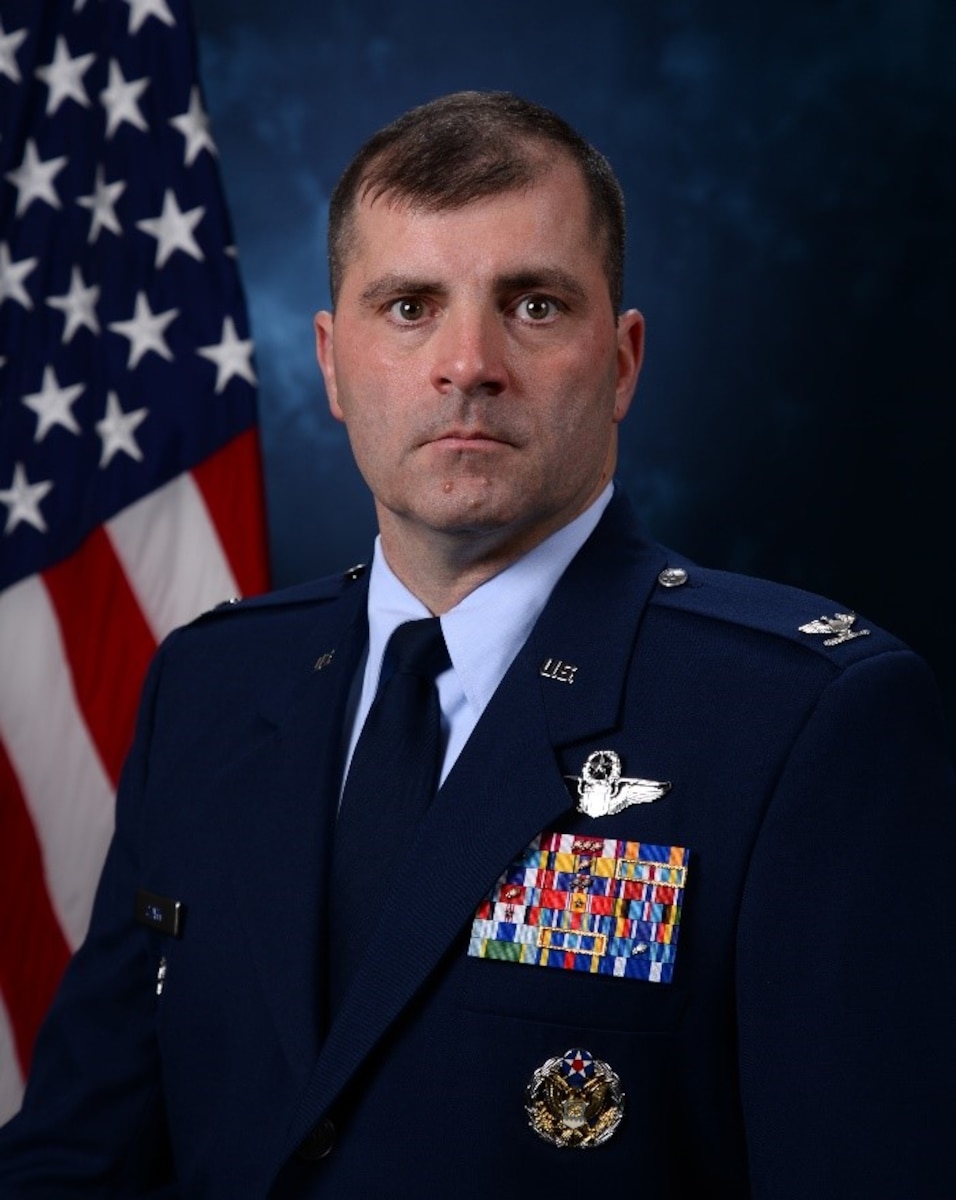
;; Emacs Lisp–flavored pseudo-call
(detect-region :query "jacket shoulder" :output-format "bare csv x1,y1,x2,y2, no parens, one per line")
188,563,368,626
646,552,908,667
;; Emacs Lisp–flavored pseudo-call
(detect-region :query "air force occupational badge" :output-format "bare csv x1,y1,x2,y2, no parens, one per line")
526,1048,625,1149
567,749,671,818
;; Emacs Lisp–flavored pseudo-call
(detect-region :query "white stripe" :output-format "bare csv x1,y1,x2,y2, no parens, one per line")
106,471,240,642
0,995,24,1126
0,576,114,949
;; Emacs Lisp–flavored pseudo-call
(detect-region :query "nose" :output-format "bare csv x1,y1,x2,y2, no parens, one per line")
429,305,508,397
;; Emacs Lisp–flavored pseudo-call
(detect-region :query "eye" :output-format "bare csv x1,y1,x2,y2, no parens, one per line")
388,297,428,323
514,295,560,322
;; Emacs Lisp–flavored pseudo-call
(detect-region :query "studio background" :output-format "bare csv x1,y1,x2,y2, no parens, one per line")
191,0,955,742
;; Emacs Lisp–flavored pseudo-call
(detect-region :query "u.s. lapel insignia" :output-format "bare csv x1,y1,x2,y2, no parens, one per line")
567,749,671,818
526,1048,625,1149
798,612,870,647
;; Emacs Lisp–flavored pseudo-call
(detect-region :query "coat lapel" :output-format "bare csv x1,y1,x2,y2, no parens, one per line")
282,491,668,1156
216,577,368,1069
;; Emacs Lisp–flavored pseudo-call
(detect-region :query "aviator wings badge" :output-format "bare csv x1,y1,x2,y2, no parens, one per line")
567,750,671,819
798,612,871,647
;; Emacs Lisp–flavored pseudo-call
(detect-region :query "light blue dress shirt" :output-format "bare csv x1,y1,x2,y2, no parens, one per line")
342,483,613,789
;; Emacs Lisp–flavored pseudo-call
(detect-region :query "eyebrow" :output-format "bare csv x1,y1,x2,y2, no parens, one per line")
495,269,588,303
358,267,589,308
358,275,445,307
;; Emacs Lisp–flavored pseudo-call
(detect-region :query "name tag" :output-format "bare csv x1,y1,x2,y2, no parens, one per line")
134,888,184,937
468,831,688,983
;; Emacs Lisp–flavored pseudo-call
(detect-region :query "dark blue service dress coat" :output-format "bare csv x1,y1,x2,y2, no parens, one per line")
1,488,954,1197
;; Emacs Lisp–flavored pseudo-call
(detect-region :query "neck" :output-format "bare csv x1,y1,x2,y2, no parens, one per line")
375,486,612,615
376,521,544,615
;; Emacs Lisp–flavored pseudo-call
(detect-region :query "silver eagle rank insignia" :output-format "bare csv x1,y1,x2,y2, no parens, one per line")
798,612,871,647
566,750,671,819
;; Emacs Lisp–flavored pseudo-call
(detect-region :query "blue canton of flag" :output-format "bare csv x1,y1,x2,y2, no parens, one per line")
0,0,261,587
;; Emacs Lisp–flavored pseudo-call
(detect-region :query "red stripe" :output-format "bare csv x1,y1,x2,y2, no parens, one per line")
43,528,157,788
192,428,271,597
0,740,72,1075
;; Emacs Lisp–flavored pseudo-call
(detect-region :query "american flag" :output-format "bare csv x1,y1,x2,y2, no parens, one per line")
0,0,270,1121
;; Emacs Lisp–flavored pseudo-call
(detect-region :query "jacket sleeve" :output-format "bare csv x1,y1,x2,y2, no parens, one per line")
736,647,956,1198
0,645,178,1197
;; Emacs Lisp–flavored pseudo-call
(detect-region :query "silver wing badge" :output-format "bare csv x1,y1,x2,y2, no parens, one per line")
566,750,671,819
798,612,870,647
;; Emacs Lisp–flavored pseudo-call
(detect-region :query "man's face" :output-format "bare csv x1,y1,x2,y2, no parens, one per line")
315,155,643,566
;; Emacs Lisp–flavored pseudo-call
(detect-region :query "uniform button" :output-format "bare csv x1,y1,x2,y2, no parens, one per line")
296,1117,335,1160
657,566,688,588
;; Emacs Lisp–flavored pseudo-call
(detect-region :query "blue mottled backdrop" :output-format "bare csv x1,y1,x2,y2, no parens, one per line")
191,0,955,738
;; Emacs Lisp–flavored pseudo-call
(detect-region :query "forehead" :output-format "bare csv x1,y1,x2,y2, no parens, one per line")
341,158,602,288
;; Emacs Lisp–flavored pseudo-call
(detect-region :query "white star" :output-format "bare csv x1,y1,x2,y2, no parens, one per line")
0,21,28,84
136,189,205,268
46,266,101,342
77,165,126,243
169,86,216,166
124,0,175,36
0,242,38,310
107,290,178,368
197,316,257,393
34,35,95,116
96,391,148,467
0,463,53,535
22,366,84,442
5,139,68,217
101,59,149,138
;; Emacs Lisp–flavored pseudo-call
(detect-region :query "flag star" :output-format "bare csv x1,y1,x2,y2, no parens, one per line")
0,462,53,535
108,290,178,368
0,241,38,310
22,366,85,442
96,391,148,466
197,316,257,393
101,59,149,138
0,20,28,84
46,266,101,342
136,189,205,268
77,165,126,243
170,86,216,166
5,140,68,217
124,0,176,36
34,35,96,116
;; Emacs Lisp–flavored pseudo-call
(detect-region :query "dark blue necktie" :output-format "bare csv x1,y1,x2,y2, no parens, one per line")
328,617,450,1009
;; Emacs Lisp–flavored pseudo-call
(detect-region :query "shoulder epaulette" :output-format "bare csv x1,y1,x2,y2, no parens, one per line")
648,555,905,665
193,562,368,623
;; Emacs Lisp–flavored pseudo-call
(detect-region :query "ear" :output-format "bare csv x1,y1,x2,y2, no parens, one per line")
314,310,343,421
612,309,645,423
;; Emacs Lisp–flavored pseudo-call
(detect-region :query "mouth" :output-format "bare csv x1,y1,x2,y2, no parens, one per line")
425,428,513,450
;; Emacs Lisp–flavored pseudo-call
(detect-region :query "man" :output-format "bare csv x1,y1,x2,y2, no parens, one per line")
1,91,953,1197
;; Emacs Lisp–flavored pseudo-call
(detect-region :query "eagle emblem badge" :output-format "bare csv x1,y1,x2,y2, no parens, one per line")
526,1048,625,1148
567,749,671,818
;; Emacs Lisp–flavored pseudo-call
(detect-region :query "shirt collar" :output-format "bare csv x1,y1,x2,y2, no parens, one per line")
365,483,614,714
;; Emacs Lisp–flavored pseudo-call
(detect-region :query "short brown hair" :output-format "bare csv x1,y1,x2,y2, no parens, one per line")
327,91,626,311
